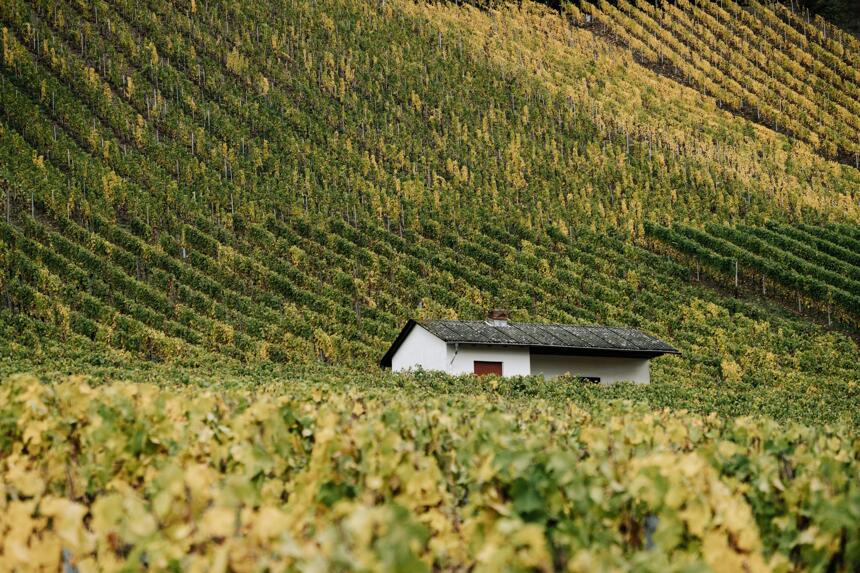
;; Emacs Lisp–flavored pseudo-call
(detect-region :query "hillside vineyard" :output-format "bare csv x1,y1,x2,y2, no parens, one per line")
574,0,860,164
1,0,858,365
0,0,859,570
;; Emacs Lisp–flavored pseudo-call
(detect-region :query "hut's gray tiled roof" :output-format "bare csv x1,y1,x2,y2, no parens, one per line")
380,319,679,367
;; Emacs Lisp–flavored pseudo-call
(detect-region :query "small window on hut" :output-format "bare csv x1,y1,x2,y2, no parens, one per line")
580,376,601,384
474,361,503,376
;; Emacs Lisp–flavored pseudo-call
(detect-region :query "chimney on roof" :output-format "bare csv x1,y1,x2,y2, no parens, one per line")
487,308,510,327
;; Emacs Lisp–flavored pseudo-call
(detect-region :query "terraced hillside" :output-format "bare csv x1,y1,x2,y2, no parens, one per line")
0,0,857,379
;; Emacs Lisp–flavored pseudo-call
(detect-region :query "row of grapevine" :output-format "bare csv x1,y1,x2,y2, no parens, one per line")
579,0,860,164
647,221,860,322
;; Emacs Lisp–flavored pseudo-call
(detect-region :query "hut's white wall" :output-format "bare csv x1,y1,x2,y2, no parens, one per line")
447,344,531,377
530,354,651,384
390,325,448,372
391,330,653,382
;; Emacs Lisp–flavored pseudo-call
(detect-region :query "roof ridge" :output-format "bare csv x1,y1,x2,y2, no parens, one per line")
421,318,645,331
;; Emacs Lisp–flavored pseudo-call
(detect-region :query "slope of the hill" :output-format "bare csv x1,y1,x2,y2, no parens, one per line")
1,0,857,228
0,0,857,385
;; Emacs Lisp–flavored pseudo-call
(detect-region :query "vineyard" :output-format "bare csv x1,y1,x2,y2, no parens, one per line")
647,221,860,326
0,0,858,369
0,0,859,568
6,197,860,398
0,373,858,571
575,0,860,165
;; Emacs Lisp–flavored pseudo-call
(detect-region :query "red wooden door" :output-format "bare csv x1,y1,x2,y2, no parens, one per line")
474,361,503,376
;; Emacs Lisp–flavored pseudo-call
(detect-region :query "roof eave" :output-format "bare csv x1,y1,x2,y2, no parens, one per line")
526,345,679,359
